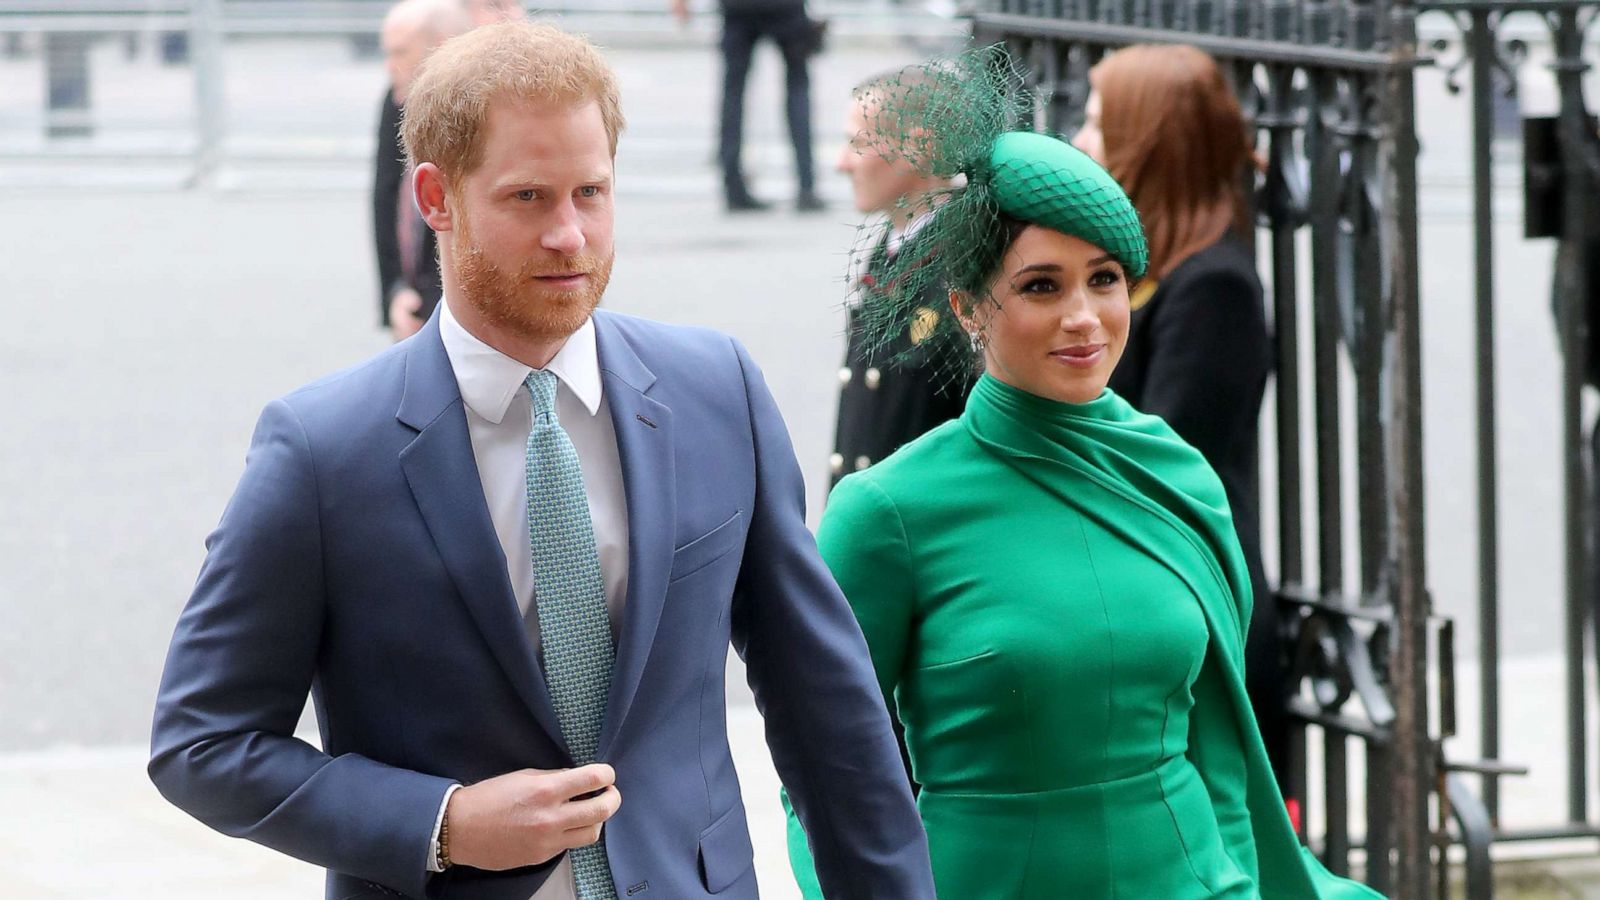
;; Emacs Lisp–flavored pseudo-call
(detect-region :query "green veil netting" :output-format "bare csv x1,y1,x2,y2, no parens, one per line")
846,43,1149,381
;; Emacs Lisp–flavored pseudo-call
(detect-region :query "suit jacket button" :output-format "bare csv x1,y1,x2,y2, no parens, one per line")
864,367,881,390
854,455,872,471
838,367,853,385
829,453,845,474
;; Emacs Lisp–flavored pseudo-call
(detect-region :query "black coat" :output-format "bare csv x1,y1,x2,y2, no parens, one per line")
1109,235,1269,589
373,88,442,327
830,237,970,489
1107,234,1291,790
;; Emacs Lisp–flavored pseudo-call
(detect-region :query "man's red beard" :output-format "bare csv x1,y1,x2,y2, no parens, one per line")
453,222,612,345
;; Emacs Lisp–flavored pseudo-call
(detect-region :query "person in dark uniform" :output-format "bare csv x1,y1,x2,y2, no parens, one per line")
672,0,822,212
374,0,471,340
1074,45,1292,813
830,70,971,488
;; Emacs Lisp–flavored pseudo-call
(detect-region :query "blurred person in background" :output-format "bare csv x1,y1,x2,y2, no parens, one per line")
375,0,502,341
829,67,971,489
1072,44,1290,815
670,0,823,212
151,21,933,900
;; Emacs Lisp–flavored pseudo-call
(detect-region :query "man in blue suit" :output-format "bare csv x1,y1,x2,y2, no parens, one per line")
149,21,932,900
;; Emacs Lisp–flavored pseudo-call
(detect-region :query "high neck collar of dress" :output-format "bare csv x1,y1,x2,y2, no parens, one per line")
966,372,1121,428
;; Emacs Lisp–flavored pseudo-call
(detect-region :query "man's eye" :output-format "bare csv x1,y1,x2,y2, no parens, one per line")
578,185,600,198
515,190,536,201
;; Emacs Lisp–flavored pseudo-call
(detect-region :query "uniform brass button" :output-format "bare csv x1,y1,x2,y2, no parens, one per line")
838,367,853,385
854,455,872,471
829,453,845,474
864,367,882,390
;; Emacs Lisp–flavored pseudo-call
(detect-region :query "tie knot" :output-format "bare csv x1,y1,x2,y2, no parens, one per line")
525,370,559,425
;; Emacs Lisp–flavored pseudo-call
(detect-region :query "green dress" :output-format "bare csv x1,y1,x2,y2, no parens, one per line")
786,374,1383,899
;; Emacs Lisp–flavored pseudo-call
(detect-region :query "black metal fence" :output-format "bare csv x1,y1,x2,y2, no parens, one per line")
971,1,1600,897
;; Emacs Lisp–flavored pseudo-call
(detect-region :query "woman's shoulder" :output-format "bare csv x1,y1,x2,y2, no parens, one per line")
1158,235,1261,296
869,417,975,476
828,419,975,514
1145,236,1266,338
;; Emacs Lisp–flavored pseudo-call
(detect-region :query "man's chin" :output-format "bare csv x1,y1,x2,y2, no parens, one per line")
492,288,601,343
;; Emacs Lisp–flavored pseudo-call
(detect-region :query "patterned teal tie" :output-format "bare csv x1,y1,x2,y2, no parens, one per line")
523,370,618,900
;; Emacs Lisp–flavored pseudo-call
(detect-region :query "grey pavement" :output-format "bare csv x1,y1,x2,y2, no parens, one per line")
4,22,1600,900
0,704,800,899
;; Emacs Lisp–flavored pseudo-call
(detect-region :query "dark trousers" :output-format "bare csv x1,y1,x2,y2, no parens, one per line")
719,8,815,197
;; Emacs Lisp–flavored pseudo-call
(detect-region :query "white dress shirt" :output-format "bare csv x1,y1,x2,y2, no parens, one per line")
430,298,632,899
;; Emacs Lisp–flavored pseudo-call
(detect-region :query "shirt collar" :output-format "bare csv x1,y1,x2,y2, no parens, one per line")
887,207,936,257
439,297,604,425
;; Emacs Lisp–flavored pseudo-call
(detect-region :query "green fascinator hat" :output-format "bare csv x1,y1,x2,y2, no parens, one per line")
987,131,1148,278
846,45,1148,378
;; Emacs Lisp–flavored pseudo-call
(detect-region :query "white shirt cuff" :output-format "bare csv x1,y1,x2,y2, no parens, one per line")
427,783,464,874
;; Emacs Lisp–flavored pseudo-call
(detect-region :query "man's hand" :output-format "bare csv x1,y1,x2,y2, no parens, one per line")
389,287,425,341
446,764,622,871
669,0,689,26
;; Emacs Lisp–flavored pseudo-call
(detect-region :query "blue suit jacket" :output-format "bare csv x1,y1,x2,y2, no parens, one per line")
149,310,934,900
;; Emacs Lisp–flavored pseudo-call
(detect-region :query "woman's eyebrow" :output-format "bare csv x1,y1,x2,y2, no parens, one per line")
1015,255,1116,275
1015,263,1062,275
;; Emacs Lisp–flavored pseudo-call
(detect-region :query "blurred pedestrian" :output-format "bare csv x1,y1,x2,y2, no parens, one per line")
374,0,472,338
1072,44,1289,807
151,21,933,900
670,0,823,212
375,0,525,340
829,68,970,489
374,0,473,341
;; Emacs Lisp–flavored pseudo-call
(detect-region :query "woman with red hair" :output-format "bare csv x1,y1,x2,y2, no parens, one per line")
1074,44,1292,815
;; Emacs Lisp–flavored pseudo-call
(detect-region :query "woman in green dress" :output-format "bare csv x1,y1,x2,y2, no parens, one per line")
784,48,1384,899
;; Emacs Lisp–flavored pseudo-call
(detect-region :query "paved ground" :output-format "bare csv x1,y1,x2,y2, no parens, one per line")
4,16,1600,899
0,703,799,899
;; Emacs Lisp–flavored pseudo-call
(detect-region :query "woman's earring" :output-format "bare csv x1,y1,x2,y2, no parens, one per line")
969,330,984,353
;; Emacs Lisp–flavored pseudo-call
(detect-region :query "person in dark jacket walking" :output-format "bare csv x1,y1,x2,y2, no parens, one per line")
672,0,822,212
1074,44,1294,811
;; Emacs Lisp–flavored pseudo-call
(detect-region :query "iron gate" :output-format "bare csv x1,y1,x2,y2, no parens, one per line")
970,1,1600,897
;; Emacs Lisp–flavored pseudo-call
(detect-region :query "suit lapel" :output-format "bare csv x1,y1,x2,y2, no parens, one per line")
592,313,675,757
396,317,569,756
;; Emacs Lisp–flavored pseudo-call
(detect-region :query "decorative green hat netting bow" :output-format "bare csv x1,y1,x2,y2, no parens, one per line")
847,43,1148,380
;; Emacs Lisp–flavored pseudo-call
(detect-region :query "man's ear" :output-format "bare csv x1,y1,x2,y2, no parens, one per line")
414,162,453,233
